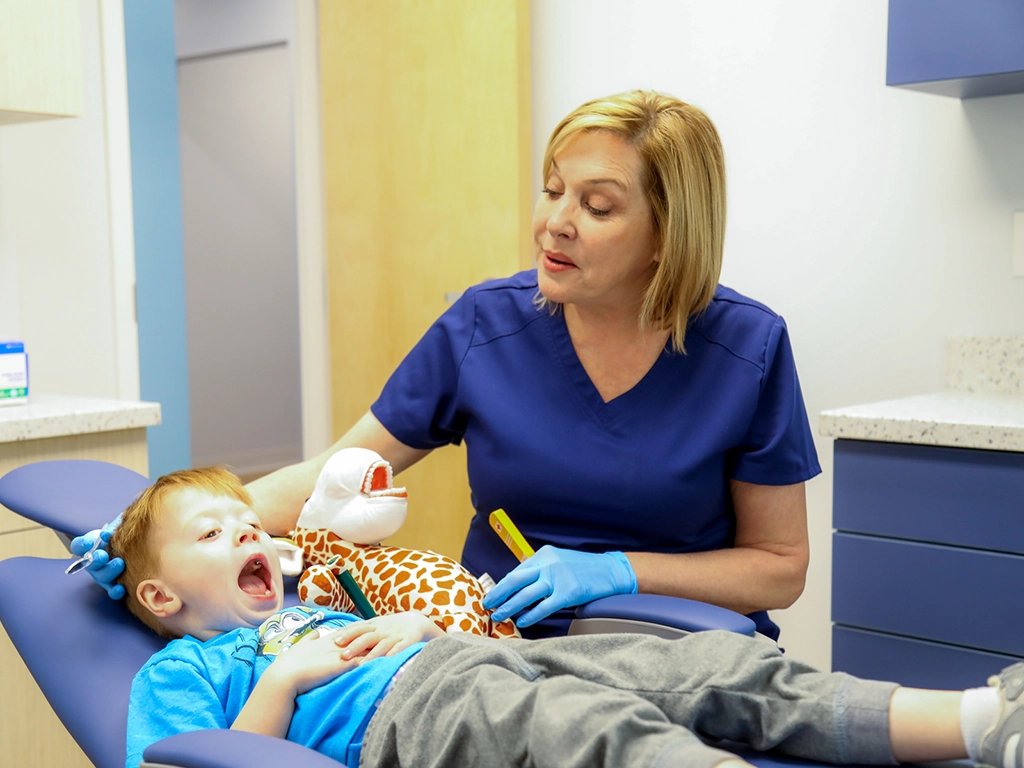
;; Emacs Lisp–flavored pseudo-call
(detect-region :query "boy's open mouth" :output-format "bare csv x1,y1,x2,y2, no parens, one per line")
238,555,274,597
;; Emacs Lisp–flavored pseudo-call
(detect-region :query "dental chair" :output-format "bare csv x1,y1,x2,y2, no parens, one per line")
0,460,881,768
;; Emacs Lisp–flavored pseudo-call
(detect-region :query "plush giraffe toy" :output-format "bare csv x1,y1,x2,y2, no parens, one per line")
287,447,520,639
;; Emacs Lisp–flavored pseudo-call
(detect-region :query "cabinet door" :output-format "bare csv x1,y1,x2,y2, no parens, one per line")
833,625,1019,691
320,1,532,559
833,440,1024,555
0,0,83,123
833,533,1024,657
887,0,1024,98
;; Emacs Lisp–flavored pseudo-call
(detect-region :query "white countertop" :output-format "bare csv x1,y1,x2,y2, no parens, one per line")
0,394,161,443
819,391,1024,453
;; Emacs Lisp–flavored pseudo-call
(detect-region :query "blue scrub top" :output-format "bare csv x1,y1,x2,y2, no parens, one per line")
372,270,820,639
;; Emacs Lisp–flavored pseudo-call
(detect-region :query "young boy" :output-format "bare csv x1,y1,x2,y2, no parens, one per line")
111,467,1021,768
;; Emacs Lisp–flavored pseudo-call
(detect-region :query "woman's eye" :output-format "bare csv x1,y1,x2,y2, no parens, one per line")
585,202,611,217
541,187,562,199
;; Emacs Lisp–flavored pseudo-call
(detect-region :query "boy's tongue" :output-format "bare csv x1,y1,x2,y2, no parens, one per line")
239,561,270,595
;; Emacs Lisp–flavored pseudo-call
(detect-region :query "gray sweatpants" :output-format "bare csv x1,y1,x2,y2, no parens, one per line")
360,630,899,768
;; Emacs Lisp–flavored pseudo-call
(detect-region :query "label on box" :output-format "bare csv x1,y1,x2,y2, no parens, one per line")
0,345,28,401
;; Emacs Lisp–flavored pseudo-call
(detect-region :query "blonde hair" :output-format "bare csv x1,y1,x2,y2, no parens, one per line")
539,90,726,352
109,466,252,638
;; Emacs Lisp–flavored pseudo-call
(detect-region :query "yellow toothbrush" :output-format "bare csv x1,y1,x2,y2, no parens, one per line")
488,509,535,562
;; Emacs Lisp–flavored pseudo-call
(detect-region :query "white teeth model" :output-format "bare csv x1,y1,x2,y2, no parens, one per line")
296,447,409,545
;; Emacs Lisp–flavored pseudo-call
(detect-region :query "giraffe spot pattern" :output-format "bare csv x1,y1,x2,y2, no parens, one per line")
294,525,521,639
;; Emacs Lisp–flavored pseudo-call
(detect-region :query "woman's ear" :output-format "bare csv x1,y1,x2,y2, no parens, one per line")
137,579,182,619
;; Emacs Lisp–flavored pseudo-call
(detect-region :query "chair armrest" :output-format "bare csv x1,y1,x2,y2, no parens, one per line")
571,594,756,639
141,730,347,768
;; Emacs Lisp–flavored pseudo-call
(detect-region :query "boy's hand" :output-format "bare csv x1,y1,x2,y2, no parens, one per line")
332,612,444,663
264,629,365,697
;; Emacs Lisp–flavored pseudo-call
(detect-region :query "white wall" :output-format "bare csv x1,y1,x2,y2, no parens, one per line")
175,0,333,466
178,44,303,475
174,0,291,59
0,0,132,399
532,0,1024,670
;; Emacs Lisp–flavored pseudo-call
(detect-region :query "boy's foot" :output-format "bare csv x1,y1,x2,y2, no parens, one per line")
979,662,1024,768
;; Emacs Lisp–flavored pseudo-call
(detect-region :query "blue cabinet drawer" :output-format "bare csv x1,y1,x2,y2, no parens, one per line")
833,625,1020,691
833,440,1024,554
833,533,1024,656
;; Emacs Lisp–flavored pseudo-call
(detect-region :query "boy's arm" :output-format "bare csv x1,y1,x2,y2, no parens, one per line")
231,630,365,738
230,614,444,740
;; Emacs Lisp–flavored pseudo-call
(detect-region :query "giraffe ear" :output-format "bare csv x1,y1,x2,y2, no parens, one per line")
274,538,304,576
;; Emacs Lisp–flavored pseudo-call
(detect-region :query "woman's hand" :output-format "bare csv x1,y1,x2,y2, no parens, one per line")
331,612,445,663
69,518,126,599
483,546,638,628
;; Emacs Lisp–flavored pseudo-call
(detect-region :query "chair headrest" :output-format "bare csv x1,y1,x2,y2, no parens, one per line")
0,460,150,537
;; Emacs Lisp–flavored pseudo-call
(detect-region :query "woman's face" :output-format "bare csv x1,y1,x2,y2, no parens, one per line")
533,130,659,315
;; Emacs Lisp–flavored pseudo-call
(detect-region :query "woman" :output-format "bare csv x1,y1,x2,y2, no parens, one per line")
248,90,819,640
84,91,819,640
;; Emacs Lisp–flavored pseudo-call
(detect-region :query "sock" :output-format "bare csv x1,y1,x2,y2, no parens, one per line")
961,686,1000,761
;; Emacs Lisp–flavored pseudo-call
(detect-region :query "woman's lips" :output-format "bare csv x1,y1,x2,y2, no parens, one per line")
543,251,577,272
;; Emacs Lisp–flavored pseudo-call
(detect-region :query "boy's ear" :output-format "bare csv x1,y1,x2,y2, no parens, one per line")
137,579,183,618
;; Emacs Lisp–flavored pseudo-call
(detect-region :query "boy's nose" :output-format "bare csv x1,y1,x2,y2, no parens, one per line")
237,526,258,544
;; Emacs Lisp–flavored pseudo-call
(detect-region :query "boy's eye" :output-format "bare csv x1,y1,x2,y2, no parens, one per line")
201,529,219,540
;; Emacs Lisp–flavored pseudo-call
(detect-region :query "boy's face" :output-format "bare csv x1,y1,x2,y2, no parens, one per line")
140,487,284,640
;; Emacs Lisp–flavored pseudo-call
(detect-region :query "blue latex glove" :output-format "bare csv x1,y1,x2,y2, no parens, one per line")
483,545,638,628
69,515,125,599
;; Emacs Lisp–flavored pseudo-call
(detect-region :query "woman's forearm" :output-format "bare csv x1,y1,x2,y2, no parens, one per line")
632,480,810,615
626,545,808,616
245,410,431,536
245,458,324,536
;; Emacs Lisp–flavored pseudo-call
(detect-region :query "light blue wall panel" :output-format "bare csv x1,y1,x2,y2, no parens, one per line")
123,0,191,476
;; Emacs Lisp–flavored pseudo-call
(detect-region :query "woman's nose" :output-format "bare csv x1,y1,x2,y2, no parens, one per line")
546,197,575,239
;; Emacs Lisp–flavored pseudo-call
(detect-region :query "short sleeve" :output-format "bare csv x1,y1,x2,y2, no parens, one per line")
371,292,477,449
125,660,227,768
729,316,821,486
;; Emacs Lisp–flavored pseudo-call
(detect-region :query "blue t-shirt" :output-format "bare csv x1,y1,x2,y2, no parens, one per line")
125,606,424,768
372,270,821,639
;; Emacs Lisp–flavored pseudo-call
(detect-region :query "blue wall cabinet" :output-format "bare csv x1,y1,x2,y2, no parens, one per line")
831,439,1024,690
888,0,1024,98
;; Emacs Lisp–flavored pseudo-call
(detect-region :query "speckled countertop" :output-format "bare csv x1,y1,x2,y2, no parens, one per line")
820,337,1024,453
0,394,161,443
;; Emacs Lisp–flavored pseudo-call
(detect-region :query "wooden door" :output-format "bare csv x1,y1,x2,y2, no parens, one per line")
320,0,532,558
